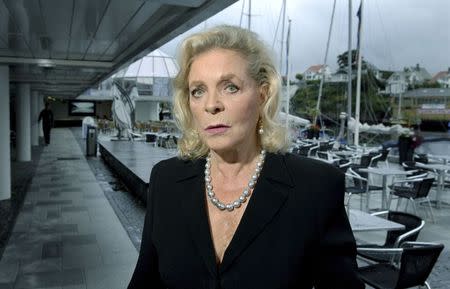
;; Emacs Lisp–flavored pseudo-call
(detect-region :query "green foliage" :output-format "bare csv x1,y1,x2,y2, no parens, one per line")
291,75,390,123
337,49,368,70
408,81,441,90
291,82,347,121
295,73,304,81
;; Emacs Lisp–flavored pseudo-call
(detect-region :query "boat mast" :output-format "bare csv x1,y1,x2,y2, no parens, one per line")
285,18,292,129
354,0,364,146
314,0,337,126
248,0,251,30
239,0,252,30
346,0,353,144
279,0,286,74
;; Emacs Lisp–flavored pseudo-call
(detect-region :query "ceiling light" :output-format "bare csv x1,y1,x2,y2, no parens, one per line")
37,59,56,68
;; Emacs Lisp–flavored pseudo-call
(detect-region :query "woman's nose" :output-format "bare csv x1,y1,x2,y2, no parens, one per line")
204,92,224,114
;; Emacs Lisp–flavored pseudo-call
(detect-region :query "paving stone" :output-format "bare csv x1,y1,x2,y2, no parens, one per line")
47,210,61,220
14,268,84,288
40,224,78,234
36,200,73,207
61,206,88,213
62,234,96,246
42,241,62,259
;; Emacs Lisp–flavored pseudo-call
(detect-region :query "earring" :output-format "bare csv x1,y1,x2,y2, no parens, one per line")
258,119,264,135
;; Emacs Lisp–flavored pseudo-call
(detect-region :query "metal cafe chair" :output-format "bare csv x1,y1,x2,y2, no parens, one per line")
345,167,383,213
357,211,424,264
378,147,392,167
388,177,436,223
357,242,444,289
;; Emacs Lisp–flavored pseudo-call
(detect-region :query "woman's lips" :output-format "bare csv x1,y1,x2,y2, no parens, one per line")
205,125,230,134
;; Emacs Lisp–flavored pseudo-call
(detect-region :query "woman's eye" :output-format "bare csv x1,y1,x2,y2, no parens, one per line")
190,88,204,98
224,84,239,93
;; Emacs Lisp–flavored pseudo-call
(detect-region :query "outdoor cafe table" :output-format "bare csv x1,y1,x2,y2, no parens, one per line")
428,154,450,165
332,150,360,158
349,209,405,232
359,167,411,210
415,162,450,208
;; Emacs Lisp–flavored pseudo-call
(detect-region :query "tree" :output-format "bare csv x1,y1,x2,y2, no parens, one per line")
337,49,365,70
295,73,304,81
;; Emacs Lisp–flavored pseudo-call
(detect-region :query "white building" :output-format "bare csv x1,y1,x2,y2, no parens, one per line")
385,64,431,95
431,68,450,88
304,65,331,81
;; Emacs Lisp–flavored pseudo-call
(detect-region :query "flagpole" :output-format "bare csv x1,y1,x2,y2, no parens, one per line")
354,0,363,146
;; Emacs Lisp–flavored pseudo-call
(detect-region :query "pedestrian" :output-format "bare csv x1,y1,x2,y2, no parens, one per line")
127,25,363,289
38,102,54,145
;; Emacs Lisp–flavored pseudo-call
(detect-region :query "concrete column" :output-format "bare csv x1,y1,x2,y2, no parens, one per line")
0,65,11,200
31,91,39,146
39,93,44,138
16,83,31,161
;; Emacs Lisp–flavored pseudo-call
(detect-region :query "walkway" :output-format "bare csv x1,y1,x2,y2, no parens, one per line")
0,128,137,289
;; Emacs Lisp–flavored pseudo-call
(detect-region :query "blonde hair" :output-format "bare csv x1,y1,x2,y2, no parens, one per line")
173,25,288,159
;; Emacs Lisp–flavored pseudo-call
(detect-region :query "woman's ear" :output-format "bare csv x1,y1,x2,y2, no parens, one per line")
259,84,269,105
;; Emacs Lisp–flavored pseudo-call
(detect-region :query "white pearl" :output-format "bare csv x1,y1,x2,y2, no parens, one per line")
248,181,255,188
226,204,234,211
243,190,250,197
233,201,241,208
205,176,211,182
206,184,213,190
252,174,258,181
207,191,215,197
239,196,246,202
218,203,225,210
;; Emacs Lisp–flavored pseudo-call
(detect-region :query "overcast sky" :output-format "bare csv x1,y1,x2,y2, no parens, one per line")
161,0,450,77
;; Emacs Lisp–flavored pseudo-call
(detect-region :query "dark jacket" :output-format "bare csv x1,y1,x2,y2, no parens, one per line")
128,153,364,289
38,108,54,128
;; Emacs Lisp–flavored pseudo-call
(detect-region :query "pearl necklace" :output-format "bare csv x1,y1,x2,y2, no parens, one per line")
205,150,266,211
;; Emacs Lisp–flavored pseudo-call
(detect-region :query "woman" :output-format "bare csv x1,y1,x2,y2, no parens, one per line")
128,25,363,289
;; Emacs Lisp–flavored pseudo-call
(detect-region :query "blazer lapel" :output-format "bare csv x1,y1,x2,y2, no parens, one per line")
219,153,293,273
177,159,219,278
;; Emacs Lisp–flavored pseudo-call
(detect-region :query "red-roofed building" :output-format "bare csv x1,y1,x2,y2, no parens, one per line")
303,65,331,81
431,68,450,88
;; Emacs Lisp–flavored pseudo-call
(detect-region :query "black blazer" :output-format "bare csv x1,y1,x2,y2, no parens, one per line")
128,153,364,289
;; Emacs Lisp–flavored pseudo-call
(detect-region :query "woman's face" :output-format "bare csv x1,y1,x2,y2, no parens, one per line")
188,48,264,154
